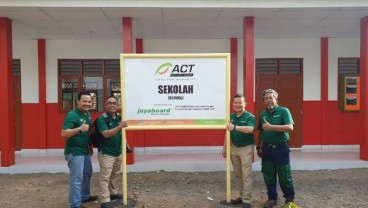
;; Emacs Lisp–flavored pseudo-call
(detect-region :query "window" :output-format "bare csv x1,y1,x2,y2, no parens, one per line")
338,58,360,74
58,59,121,112
107,79,122,109
256,58,303,75
13,59,21,75
338,58,360,111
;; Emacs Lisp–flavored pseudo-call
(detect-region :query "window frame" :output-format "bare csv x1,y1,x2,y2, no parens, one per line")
58,59,120,113
58,76,81,112
255,58,303,75
337,57,360,111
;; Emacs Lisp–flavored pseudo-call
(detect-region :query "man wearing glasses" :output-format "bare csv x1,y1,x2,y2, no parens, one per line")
96,96,128,208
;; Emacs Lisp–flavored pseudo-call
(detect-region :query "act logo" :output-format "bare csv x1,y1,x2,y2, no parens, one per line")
155,62,195,77
155,62,172,75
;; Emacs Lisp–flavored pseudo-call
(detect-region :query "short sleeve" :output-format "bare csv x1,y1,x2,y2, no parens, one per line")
247,114,256,128
96,116,109,132
282,108,294,125
62,113,76,130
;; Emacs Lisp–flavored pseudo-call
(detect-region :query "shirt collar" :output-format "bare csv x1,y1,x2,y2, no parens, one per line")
75,108,87,116
266,105,280,114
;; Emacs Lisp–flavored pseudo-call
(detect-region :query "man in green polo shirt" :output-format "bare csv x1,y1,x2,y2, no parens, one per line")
222,94,255,208
96,96,128,208
62,92,98,208
257,89,299,208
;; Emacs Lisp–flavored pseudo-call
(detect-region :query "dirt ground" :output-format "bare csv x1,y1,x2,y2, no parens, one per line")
0,168,367,208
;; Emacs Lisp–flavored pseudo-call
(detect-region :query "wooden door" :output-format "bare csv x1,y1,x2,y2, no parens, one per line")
255,58,303,147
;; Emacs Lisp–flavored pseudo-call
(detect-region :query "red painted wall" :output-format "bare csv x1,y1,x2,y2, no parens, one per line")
21,101,363,149
303,101,363,145
23,103,106,148
134,130,225,147
327,101,362,144
46,103,67,148
22,104,40,148
303,101,322,145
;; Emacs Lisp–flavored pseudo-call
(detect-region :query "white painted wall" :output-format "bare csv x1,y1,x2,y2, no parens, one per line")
145,39,243,94
329,38,359,101
255,38,321,101
46,40,122,103
13,40,38,103
14,38,360,104
144,38,323,102
144,39,229,54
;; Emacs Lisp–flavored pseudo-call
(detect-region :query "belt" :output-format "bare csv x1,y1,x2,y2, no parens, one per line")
263,142,287,149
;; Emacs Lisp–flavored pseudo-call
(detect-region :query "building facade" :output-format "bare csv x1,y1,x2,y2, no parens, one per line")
1,0,368,166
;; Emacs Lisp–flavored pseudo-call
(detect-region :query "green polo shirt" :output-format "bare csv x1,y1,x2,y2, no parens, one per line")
97,113,122,157
63,109,92,156
258,105,294,144
230,111,255,147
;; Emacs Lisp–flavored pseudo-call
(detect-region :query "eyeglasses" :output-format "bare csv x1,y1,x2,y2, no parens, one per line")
107,102,118,106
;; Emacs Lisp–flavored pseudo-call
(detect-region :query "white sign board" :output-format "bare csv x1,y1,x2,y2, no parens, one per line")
120,53,230,129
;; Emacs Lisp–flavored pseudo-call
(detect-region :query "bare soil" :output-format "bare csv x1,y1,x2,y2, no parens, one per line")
0,168,367,208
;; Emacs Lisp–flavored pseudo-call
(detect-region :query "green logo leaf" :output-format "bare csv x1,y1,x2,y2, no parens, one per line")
155,62,172,75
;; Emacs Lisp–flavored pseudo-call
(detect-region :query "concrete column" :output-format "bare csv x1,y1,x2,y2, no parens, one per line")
230,38,238,102
243,17,255,114
321,37,329,145
38,39,47,148
0,17,15,167
360,16,368,160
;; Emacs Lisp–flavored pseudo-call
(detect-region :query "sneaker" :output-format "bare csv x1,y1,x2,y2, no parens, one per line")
241,203,252,208
285,198,294,203
81,195,98,203
100,202,114,208
110,194,122,200
263,200,277,208
283,202,300,208
230,197,243,205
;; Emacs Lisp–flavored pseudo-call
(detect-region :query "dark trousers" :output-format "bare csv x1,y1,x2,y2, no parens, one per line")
261,143,295,200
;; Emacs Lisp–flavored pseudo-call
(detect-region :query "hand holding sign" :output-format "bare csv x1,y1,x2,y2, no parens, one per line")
226,120,234,131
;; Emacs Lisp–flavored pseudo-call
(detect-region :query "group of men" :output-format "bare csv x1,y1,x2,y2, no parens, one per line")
223,89,299,208
61,92,127,208
61,88,297,208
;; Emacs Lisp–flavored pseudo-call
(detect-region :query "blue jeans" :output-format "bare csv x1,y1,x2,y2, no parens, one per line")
65,154,93,208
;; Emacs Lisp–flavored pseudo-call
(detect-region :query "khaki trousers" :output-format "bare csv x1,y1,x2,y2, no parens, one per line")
230,144,254,204
97,152,122,203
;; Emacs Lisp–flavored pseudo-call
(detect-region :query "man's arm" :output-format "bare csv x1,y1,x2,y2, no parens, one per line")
256,131,263,158
222,135,227,158
262,119,293,132
256,131,263,147
226,121,255,134
61,120,89,139
262,108,294,132
233,125,255,134
100,120,128,138
61,128,80,139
